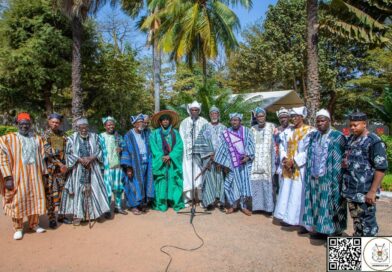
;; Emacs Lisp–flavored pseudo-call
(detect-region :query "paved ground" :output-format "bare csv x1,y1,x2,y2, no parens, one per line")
0,197,391,272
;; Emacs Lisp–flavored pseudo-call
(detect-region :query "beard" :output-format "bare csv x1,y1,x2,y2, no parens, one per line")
211,118,219,123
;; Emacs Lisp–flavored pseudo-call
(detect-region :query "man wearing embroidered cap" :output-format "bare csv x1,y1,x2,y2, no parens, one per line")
250,107,275,213
99,116,127,217
150,110,184,211
342,111,387,236
303,109,347,239
274,106,315,232
60,118,110,225
121,114,154,215
193,106,226,210
215,113,255,216
42,113,68,228
273,107,292,201
0,112,47,240
179,101,208,207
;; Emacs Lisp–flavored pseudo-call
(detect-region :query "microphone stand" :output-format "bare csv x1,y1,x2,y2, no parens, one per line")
178,117,210,224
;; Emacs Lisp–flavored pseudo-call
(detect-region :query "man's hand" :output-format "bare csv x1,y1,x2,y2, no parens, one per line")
162,155,171,165
4,176,14,190
240,156,250,165
210,153,215,161
365,190,377,205
116,147,122,154
126,168,133,179
59,163,68,174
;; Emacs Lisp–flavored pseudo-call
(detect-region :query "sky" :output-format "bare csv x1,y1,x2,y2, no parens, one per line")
96,0,277,56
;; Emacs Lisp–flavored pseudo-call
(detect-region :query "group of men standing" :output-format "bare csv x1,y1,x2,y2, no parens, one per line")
0,102,387,241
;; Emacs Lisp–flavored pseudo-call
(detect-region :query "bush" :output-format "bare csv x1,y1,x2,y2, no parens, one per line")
0,125,17,136
381,135,392,173
382,174,392,192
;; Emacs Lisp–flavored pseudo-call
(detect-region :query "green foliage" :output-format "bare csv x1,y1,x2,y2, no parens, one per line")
83,43,153,133
0,125,17,136
0,0,72,115
229,0,306,93
157,0,252,79
320,0,391,45
382,174,392,192
381,135,392,173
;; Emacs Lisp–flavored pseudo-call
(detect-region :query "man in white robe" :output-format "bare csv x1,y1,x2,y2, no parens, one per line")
273,106,315,233
179,101,208,206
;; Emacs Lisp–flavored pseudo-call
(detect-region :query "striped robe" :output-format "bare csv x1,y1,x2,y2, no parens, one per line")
98,132,124,197
193,123,226,207
215,126,255,209
0,133,47,219
120,129,154,208
60,132,110,219
303,129,347,235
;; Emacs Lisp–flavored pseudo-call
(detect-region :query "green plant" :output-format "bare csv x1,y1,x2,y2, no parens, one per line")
381,135,392,173
382,174,392,192
0,125,17,136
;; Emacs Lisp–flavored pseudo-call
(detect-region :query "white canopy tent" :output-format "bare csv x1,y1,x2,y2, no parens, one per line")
230,90,304,112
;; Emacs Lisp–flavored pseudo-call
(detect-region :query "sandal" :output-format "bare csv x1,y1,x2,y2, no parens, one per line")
225,207,234,214
131,208,142,215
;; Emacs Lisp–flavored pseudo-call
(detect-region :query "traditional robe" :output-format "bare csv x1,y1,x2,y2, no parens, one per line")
193,122,226,207
179,116,208,199
150,126,184,211
121,129,154,208
99,132,124,208
215,126,255,209
0,133,47,219
60,132,110,220
274,125,315,225
42,129,67,221
303,129,347,235
250,123,275,212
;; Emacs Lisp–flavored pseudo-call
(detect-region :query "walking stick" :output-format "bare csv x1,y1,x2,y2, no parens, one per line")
83,165,93,229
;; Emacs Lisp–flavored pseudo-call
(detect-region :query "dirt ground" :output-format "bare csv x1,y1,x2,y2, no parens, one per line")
0,198,391,272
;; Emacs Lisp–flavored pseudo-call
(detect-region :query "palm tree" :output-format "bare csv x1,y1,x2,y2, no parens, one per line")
158,0,252,85
55,0,111,128
306,0,320,126
120,0,165,112
305,0,390,125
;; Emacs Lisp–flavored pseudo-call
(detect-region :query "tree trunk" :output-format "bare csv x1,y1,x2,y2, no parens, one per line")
306,0,320,126
202,55,207,87
153,36,161,113
71,16,84,130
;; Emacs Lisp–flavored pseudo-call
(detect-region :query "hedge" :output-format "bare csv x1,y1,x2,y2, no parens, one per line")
381,135,392,173
0,125,17,136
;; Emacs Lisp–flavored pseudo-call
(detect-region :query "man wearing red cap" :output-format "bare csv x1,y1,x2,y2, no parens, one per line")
0,112,47,240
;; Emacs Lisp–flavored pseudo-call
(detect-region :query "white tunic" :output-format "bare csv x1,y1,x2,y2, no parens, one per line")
179,116,208,191
274,125,315,226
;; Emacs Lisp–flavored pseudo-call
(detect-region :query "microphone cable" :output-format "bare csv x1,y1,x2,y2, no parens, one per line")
160,221,205,272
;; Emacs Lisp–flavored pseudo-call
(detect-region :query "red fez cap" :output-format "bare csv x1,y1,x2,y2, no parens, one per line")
17,112,31,122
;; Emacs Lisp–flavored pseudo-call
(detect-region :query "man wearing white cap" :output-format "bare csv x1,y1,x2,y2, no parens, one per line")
274,106,315,232
179,101,208,207
273,107,292,199
60,118,110,225
303,109,347,239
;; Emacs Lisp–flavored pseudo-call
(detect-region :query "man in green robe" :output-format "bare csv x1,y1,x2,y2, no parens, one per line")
303,109,347,239
150,110,184,212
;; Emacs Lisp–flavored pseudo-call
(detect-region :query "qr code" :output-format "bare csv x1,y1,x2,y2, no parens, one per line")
328,237,362,271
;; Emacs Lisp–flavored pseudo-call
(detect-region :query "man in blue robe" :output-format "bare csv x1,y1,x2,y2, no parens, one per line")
121,114,154,215
215,113,255,216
